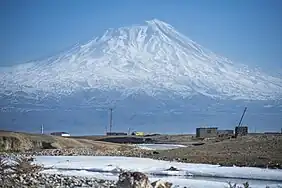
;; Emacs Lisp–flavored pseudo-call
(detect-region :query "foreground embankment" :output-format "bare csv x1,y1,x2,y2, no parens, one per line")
1,130,282,169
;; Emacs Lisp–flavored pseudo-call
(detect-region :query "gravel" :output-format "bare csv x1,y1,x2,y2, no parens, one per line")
4,173,117,188
13,148,152,157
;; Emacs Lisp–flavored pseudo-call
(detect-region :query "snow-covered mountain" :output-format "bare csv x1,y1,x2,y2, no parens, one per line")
1,19,281,100
0,19,281,134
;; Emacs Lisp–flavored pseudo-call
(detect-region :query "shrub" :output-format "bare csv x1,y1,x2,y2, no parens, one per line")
228,182,249,188
0,156,42,187
0,157,11,186
10,156,42,175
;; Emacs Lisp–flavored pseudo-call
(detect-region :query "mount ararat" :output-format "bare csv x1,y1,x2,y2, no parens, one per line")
0,19,281,134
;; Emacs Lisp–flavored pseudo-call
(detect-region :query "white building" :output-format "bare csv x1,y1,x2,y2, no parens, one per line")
50,132,70,137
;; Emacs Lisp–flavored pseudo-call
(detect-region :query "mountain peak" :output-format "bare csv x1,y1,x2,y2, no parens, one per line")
0,19,281,101
146,19,171,27
95,19,176,43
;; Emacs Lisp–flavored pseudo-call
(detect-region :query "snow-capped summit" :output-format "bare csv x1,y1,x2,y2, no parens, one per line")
0,19,281,100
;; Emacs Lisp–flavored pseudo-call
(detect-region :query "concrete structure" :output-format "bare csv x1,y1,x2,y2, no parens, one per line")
106,132,127,136
50,132,70,137
217,129,234,137
264,132,281,135
196,127,218,138
131,131,145,136
235,126,248,136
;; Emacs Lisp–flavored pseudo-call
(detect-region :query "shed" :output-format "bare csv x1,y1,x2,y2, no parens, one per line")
217,129,234,136
196,127,218,138
235,126,248,136
106,132,127,136
131,131,145,136
50,132,70,137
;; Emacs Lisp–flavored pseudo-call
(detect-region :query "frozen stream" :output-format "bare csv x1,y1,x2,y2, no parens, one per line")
135,143,187,150
35,156,282,188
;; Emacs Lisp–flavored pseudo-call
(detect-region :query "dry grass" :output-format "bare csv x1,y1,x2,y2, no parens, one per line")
148,135,282,168
228,182,250,188
227,182,281,188
0,157,10,184
10,157,42,175
0,130,134,153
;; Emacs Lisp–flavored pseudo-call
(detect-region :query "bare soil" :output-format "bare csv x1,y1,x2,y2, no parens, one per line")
1,130,282,169
145,134,282,169
0,130,132,152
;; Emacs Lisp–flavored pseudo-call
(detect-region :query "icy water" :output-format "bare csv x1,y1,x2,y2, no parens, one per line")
35,156,282,188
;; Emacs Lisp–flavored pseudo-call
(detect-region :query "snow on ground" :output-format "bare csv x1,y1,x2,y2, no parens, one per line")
35,156,282,188
135,143,187,150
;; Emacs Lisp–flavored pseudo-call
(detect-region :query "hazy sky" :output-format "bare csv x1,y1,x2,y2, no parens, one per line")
0,0,281,70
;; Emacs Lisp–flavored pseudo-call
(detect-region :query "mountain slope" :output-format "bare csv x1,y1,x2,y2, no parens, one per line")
0,19,282,134
0,19,281,101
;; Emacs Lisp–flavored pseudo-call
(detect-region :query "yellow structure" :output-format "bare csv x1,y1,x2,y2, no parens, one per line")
134,132,144,136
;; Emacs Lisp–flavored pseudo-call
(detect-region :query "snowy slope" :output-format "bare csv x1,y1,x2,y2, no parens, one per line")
0,19,281,101
136,144,187,150
35,156,282,188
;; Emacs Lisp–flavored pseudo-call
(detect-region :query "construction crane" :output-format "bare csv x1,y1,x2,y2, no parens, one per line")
235,107,247,138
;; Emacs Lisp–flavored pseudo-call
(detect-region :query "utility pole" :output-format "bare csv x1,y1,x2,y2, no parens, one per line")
41,124,44,135
109,108,113,133
105,123,108,135
128,128,131,135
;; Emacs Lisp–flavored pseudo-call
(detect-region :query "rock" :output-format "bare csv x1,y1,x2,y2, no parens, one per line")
116,171,153,188
18,175,24,183
166,166,179,171
151,180,173,188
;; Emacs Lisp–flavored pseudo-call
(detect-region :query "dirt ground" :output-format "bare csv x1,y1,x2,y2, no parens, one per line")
145,134,282,169
1,130,282,169
0,130,133,152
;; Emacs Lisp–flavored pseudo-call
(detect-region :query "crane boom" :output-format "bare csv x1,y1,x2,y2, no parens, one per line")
238,107,247,127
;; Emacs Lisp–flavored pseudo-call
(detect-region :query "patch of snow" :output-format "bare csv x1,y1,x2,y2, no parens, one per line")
136,144,187,150
34,156,282,188
264,104,273,108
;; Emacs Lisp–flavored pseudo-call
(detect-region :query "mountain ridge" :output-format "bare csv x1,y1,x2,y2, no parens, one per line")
0,19,281,101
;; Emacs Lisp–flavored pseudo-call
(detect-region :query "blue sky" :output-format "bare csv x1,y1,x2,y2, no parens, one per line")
0,0,281,70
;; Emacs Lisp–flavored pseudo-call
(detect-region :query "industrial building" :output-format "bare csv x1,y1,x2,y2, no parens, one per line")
106,132,127,136
196,127,218,138
131,131,145,136
217,129,234,137
235,126,248,136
